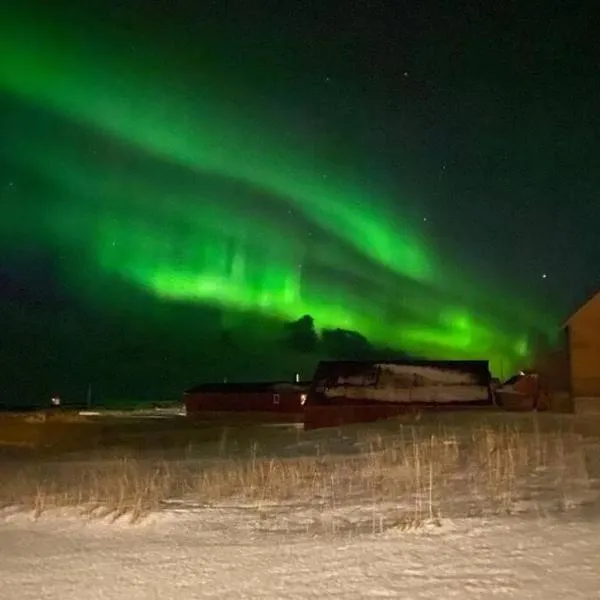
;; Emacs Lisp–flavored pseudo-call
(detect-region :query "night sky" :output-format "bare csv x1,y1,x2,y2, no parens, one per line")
1,1,598,405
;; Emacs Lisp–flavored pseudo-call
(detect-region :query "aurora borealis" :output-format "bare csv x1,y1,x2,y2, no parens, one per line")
1,1,598,405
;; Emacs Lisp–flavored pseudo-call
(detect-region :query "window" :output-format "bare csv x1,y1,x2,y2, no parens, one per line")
273,393,280,405
300,393,307,406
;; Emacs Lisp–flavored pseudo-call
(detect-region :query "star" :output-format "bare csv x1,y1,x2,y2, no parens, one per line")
541,273,547,279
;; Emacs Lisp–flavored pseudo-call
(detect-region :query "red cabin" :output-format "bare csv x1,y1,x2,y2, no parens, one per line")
184,381,309,423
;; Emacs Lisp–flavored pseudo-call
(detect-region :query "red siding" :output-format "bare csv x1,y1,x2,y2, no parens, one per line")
496,373,549,411
185,391,304,420
304,404,416,429
304,401,490,430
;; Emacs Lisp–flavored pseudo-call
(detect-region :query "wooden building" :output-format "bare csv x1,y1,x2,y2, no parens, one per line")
564,288,600,411
304,359,493,429
495,371,550,412
184,381,309,423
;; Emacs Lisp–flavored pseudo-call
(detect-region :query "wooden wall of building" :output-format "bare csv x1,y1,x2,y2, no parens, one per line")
567,293,600,399
532,346,572,412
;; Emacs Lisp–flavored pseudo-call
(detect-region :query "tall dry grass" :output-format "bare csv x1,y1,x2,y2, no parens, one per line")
0,423,590,526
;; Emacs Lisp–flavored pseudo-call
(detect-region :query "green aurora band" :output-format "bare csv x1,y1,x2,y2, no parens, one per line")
0,13,557,375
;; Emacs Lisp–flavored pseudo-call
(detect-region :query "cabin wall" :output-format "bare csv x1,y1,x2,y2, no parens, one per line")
532,346,572,412
305,404,415,429
185,391,303,415
304,402,486,430
534,348,570,392
568,295,600,410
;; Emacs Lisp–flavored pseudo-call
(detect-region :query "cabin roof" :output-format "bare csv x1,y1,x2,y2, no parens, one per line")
310,359,491,385
563,287,600,327
184,381,310,394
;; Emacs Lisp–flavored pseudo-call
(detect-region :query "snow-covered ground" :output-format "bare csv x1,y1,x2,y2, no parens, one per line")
2,505,600,599
3,412,600,598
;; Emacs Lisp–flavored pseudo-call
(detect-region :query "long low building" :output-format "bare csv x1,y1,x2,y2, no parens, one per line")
304,359,493,429
184,380,309,422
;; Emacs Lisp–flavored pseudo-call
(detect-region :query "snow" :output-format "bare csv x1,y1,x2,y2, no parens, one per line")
324,364,489,404
3,412,600,598
376,364,478,385
324,384,489,403
2,504,600,599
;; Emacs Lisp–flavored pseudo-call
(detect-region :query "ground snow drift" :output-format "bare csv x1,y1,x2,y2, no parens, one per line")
2,505,600,599
3,413,600,598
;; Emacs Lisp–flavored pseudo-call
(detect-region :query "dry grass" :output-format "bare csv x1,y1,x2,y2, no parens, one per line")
0,412,290,455
0,422,591,527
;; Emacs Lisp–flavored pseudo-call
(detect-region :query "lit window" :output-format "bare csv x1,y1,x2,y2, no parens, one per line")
300,394,307,405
